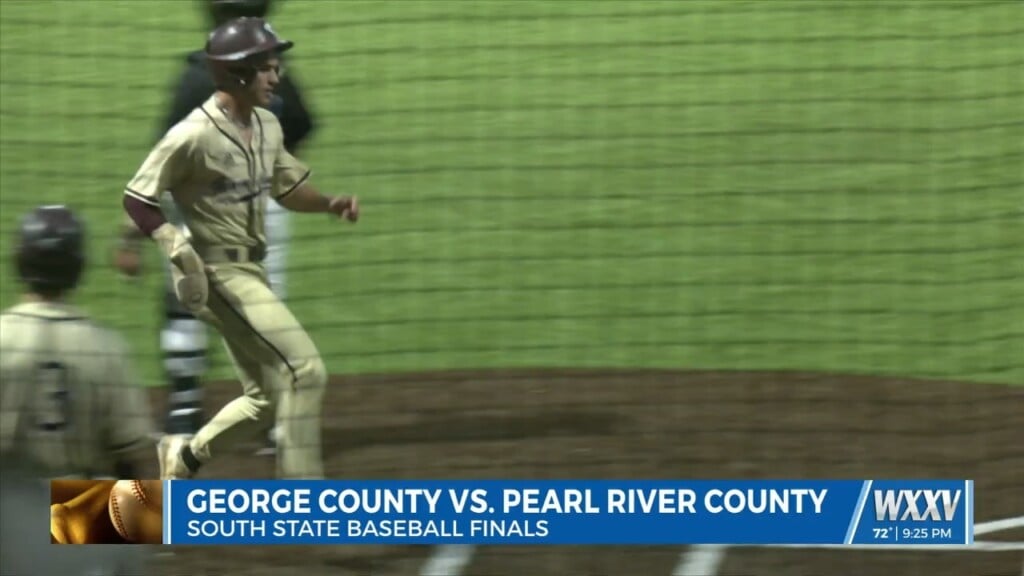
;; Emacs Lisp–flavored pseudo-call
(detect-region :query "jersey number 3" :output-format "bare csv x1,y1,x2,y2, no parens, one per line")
36,362,70,431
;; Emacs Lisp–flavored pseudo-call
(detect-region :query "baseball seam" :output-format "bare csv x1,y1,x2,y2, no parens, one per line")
131,480,159,512
109,493,128,539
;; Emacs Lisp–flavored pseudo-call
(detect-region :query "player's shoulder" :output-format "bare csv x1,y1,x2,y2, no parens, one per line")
5,302,126,335
166,92,237,139
0,302,92,326
165,105,213,139
0,303,110,350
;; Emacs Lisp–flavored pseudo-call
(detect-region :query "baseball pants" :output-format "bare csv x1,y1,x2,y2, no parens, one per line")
184,260,326,479
162,206,290,436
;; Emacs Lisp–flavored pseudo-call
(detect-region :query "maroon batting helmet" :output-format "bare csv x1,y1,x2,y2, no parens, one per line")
205,17,292,88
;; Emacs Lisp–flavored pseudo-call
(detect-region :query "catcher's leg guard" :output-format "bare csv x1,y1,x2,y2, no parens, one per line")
161,287,208,435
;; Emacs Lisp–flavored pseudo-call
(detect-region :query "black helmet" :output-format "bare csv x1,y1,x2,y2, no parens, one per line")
15,205,85,296
207,0,272,27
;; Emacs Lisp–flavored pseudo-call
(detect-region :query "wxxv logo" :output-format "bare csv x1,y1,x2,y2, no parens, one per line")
873,488,962,522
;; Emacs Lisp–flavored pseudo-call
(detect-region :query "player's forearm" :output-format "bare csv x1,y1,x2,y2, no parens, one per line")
276,183,331,213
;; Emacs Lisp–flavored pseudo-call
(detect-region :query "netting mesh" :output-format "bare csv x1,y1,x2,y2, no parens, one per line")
1,0,1021,573
3,1,1020,383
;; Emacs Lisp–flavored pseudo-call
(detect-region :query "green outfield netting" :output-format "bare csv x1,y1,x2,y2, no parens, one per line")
2,1,1019,385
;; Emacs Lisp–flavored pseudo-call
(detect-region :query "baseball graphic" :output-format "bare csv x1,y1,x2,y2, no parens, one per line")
108,480,163,544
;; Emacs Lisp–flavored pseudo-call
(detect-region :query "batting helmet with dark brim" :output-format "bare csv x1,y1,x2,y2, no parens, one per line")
15,205,86,295
205,17,292,88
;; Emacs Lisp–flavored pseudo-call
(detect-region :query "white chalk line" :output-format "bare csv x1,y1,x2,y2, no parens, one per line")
417,516,1024,575
740,515,1024,553
750,541,1024,551
673,545,729,576
976,516,1024,536
419,544,476,576
668,515,1024,576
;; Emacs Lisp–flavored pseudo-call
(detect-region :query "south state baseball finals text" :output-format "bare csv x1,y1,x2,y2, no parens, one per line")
181,486,829,541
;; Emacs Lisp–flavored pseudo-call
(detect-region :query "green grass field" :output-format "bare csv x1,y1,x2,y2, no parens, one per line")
1,0,1021,387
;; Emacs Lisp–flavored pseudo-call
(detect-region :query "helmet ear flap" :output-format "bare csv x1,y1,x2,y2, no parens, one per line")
209,62,254,90
231,65,254,87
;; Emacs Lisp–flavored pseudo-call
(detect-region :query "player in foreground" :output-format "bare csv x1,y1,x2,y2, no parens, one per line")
1,205,158,480
115,0,316,457
1,205,159,552
122,17,357,480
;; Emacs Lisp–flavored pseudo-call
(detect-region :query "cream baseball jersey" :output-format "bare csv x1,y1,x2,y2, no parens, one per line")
124,95,309,255
0,302,154,477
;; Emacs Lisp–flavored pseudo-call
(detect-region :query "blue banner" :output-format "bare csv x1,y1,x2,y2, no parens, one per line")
162,480,972,546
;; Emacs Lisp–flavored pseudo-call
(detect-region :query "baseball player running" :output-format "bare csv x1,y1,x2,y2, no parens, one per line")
1,206,158,480
122,17,357,480
115,0,315,458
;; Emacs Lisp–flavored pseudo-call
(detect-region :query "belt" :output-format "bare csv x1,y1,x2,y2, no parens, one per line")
198,245,266,264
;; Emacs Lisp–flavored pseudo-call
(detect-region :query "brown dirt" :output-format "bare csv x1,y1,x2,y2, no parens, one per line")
149,369,1024,576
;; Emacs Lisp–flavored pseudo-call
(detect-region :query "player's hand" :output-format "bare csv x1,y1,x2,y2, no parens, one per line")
152,224,208,313
113,247,142,278
113,231,144,277
170,247,209,313
328,195,359,222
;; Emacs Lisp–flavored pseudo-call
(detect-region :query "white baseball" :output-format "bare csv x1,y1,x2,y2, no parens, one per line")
108,480,163,544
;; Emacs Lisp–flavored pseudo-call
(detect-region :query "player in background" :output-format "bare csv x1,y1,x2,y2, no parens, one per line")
115,0,315,456
1,206,158,481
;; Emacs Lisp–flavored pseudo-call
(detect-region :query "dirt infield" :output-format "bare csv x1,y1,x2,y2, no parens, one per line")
150,369,1024,576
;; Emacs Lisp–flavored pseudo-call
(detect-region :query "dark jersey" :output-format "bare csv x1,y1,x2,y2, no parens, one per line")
163,50,315,154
